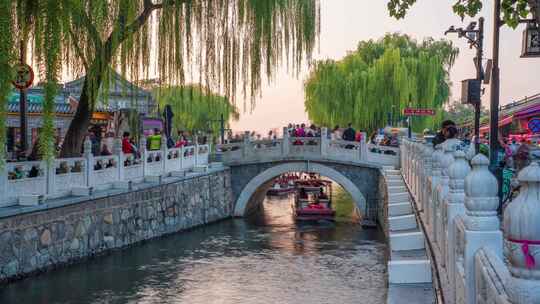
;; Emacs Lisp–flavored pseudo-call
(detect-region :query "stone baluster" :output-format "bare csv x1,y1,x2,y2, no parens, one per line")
161,134,168,173
83,136,94,187
421,142,434,215
400,140,406,176
140,136,147,176
436,144,455,263
113,137,123,181
444,150,471,301
461,154,502,304
0,149,7,206
242,131,251,158
504,162,540,303
428,144,443,236
360,132,368,161
281,127,290,157
46,153,56,196
415,140,424,201
406,139,412,182
320,127,328,158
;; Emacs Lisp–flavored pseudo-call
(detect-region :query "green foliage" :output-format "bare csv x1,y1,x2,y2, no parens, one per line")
154,85,239,135
304,34,459,133
39,0,62,162
444,102,489,126
6,0,320,156
0,0,14,164
387,0,539,28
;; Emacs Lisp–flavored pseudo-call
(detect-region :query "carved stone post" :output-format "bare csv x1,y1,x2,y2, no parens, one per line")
0,150,7,206
429,144,444,237
242,131,251,159
461,154,502,304
415,140,424,203
83,136,94,187
421,142,434,217
161,134,168,173
435,144,455,253
444,150,471,301
504,162,540,303
320,127,328,158
140,136,147,176
282,127,290,157
113,137,123,181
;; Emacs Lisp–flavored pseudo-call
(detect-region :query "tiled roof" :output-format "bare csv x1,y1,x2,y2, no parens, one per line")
7,102,74,115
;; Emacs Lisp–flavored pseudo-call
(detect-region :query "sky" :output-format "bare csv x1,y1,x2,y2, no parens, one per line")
230,0,540,133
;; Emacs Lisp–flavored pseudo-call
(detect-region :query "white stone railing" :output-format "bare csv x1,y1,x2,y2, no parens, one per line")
401,137,540,304
217,127,398,167
0,137,211,207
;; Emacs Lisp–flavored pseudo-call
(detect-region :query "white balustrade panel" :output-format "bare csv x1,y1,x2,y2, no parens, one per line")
249,140,282,160
474,248,511,304
54,158,87,196
182,146,196,169
92,155,119,189
197,145,210,165
217,143,243,162
145,150,164,176
6,161,47,203
327,140,362,162
288,137,321,157
165,148,182,172
123,153,144,182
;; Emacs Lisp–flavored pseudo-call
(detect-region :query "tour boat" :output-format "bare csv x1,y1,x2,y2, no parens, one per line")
292,179,335,221
266,182,295,196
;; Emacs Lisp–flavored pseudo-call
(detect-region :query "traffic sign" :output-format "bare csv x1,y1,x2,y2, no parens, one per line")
403,108,436,116
528,118,540,134
12,63,34,90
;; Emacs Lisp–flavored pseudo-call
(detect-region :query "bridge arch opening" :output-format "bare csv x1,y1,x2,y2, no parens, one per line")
234,162,368,217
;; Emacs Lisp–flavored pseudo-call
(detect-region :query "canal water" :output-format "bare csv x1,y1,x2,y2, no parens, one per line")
0,195,387,304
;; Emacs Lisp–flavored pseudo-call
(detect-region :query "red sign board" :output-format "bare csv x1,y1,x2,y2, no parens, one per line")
403,108,436,116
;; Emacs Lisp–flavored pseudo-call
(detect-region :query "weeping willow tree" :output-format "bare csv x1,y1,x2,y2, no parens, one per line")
1,0,320,158
154,85,239,135
0,0,14,164
304,34,459,133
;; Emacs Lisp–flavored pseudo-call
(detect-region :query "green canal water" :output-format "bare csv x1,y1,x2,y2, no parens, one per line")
0,193,387,304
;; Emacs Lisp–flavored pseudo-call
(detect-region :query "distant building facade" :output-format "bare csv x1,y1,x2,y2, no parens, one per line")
7,71,156,156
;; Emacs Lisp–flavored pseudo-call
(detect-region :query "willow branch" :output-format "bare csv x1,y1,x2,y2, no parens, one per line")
68,29,88,69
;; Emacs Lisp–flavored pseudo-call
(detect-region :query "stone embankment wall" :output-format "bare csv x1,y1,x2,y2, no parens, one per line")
0,170,232,283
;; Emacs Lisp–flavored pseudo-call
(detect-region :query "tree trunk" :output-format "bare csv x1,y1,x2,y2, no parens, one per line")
60,71,103,157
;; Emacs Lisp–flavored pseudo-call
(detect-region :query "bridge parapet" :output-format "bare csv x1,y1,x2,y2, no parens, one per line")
217,127,399,167
0,136,211,207
402,137,540,304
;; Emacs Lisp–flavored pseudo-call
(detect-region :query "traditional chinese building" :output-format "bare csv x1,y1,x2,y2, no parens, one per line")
7,71,156,157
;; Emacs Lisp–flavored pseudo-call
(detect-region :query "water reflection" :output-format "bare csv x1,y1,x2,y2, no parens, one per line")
0,195,387,304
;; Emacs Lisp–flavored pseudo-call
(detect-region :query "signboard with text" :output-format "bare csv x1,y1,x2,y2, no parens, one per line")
403,108,436,116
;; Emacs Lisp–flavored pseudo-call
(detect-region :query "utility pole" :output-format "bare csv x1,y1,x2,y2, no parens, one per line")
445,17,485,154
489,0,501,172
220,113,225,144
474,17,484,154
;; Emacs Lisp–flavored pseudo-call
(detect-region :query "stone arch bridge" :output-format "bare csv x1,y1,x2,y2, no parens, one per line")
217,129,400,218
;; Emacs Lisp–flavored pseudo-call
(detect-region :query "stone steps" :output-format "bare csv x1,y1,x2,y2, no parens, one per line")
383,167,433,290
389,214,417,231
390,231,425,251
388,202,412,216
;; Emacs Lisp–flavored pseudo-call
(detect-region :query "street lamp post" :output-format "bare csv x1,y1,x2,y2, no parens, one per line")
489,0,502,173
445,17,485,154
208,113,230,144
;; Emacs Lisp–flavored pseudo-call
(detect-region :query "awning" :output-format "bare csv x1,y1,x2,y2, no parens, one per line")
479,115,514,133
514,104,540,119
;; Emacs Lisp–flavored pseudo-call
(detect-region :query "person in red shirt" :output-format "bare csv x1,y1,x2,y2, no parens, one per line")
122,132,134,154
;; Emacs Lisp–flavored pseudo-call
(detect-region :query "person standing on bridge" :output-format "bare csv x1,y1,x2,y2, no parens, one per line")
432,120,456,147
342,123,356,141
